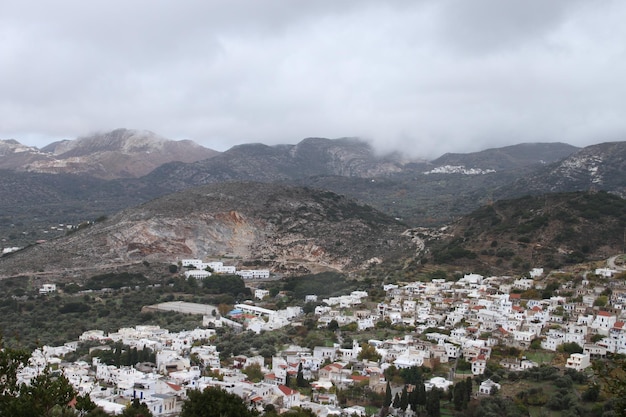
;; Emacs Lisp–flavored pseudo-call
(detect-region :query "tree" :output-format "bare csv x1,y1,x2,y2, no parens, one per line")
392,392,401,408
120,399,154,417
453,381,467,411
399,386,409,411
296,363,308,388
357,343,382,362
425,388,440,417
243,363,264,383
464,376,473,403
180,387,257,417
217,303,232,317
384,381,392,407
0,335,82,417
595,357,626,417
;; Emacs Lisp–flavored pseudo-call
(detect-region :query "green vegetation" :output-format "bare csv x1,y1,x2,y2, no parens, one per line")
85,272,149,290
0,338,100,416
282,272,360,299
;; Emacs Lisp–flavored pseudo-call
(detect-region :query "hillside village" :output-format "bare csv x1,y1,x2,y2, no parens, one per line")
18,256,626,416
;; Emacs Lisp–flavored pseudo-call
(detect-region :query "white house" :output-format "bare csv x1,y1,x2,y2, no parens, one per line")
236,270,270,279
479,379,501,395
255,289,270,300
565,353,591,371
471,355,487,375
184,270,211,279
39,284,57,295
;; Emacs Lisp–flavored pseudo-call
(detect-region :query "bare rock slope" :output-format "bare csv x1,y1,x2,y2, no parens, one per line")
0,182,414,277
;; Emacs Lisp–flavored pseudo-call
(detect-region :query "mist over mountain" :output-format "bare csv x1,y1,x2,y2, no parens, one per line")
1,129,624,259
1,128,218,180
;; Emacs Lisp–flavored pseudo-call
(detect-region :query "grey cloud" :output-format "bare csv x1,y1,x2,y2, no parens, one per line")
0,0,625,159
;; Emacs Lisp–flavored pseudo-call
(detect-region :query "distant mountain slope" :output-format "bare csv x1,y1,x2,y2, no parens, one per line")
430,142,579,172
3,129,219,179
0,137,602,250
0,140,55,170
143,139,580,226
0,182,414,278
425,191,626,274
498,142,626,199
144,137,416,190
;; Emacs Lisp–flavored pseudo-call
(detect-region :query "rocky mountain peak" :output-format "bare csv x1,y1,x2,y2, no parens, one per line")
14,128,219,179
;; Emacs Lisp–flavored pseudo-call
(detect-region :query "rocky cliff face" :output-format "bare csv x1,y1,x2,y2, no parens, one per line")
0,139,55,170
0,182,414,278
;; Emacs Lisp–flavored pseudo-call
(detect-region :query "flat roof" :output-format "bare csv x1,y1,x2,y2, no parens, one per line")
145,301,218,315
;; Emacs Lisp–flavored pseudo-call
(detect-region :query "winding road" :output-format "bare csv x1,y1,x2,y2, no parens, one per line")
607,255,625,271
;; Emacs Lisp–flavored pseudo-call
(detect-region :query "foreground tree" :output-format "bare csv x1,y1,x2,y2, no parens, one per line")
0,337,83,417
180,387,257,417
595,357,626,417
120,399,154,417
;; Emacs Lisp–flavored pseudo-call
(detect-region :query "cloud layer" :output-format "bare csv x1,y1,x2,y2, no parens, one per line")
1,0,625,157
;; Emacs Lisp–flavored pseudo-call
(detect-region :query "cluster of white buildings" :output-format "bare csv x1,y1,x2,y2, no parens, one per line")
311,267,625,379
15,260,626,415
19,325,221,416
180,259,270,280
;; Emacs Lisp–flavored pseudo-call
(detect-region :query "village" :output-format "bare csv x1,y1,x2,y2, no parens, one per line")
22,257,626,416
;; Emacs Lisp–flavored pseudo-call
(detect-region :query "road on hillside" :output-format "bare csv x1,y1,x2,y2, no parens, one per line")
607,255,625,271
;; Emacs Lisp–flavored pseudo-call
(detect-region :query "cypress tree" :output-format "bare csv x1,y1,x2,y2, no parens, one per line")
426,388,441,417
392,392,401,408
384,381,392,407
399,386,409,411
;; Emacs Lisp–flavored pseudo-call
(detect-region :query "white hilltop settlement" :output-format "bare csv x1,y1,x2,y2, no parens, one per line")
14,259,626,415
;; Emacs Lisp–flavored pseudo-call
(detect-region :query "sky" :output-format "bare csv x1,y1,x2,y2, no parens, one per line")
1,0,625,158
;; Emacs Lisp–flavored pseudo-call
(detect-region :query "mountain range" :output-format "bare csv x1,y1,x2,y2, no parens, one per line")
1,128,218,179
1,128,625,277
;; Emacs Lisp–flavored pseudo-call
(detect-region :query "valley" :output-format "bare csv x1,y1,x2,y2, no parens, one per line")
1,131,626,416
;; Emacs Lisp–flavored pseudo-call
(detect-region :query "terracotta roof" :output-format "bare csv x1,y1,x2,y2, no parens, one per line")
598,311,613,317
614,321,625,329
509,294,521,299
166,382,183,391
278,385,298,396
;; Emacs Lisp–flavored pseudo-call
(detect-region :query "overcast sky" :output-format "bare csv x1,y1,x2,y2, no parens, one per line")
1,0,625,158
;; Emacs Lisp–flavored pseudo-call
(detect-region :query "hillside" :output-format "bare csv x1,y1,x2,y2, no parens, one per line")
0,136,603,250
143,137,417,189
142,139,579,225
2,128,218,180
424,191,626,274
431,142,579,172
0,182,414,278
498,141,626,199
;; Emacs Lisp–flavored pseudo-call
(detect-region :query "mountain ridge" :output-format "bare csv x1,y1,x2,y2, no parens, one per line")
1,128,219,180
0,182,415,279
